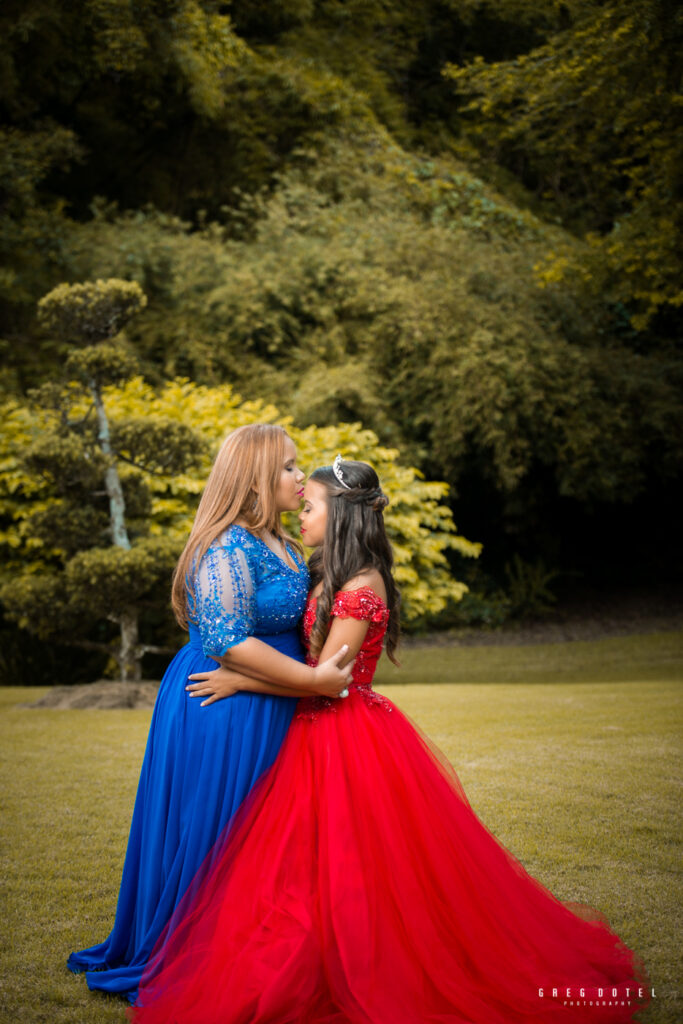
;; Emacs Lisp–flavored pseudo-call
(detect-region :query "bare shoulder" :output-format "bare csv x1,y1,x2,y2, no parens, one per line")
341,569,387,603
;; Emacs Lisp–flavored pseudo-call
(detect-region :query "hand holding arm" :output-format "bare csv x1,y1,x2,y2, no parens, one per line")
187,645,354,705
218,636,353,694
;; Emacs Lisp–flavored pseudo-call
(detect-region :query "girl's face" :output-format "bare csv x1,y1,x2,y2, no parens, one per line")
274,437,305,513
298,479,329,547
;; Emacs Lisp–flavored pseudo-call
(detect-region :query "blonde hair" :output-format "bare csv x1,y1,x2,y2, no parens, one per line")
172,423,301,629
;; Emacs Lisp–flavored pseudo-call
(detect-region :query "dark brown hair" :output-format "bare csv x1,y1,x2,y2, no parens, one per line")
307,460,400,664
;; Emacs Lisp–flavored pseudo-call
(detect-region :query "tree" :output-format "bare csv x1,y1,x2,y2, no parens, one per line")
0,279,206,681
444,0,683,330
0,124,84,387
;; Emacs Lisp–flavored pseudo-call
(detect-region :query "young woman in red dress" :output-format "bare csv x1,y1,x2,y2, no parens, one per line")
131,458,650,1024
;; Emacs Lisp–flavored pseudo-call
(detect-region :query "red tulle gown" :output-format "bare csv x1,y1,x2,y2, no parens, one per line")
132,588,650,1024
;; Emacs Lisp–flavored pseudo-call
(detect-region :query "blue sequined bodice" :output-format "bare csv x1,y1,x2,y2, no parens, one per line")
188,524,310,658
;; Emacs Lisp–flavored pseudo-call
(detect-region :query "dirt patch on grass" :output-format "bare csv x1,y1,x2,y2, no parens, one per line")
29,680,160,710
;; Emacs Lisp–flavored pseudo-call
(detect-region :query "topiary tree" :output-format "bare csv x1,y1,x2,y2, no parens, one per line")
0,279,207,681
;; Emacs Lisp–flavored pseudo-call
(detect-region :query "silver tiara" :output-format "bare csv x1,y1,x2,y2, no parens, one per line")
332,454,351,489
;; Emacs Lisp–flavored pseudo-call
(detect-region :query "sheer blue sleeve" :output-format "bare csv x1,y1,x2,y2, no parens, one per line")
192,535,257,657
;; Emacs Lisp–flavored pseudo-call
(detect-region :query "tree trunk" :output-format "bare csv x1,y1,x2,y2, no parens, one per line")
119,611,142,682
90,377,140,680
89,377,131,551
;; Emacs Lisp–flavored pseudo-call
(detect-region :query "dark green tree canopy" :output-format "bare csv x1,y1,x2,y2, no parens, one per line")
445,0,683,329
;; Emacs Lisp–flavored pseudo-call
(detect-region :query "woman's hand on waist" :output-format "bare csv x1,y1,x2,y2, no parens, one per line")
186,666,240,706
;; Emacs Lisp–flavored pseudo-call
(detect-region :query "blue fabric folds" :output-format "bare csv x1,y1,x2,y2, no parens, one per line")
67,526,309,1001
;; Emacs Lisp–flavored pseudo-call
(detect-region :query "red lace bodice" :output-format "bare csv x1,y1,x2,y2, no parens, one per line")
298,586,391,720
303,586,389,683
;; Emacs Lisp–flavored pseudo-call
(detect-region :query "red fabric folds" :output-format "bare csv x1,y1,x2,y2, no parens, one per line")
131,589,650,1024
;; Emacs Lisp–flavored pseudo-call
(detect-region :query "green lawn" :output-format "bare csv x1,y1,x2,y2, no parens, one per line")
374,629,683,686
1,631,681,1023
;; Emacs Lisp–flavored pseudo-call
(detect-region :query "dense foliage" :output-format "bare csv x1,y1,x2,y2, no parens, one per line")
46,155,683,528
0,0,681,681
445,0,683,330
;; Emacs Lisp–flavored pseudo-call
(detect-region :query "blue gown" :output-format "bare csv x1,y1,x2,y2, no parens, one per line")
67,524,309,1001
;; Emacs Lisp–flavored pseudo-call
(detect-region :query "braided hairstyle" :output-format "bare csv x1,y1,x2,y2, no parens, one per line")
307,460,400,664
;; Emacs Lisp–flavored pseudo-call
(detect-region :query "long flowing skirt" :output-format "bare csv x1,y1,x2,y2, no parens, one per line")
67,627,301,1001
132,686,650,1023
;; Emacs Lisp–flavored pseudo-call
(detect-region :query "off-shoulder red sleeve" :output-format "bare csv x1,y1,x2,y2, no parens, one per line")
330,587,388,624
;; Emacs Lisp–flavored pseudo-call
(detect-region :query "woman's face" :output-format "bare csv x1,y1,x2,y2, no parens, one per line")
298,479,329,548
274,437,305,513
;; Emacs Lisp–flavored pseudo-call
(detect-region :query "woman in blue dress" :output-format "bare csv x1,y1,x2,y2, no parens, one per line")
67,423,352,1002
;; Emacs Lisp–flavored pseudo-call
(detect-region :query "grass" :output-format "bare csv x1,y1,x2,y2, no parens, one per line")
1,630,681,1024
374,629,683,686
